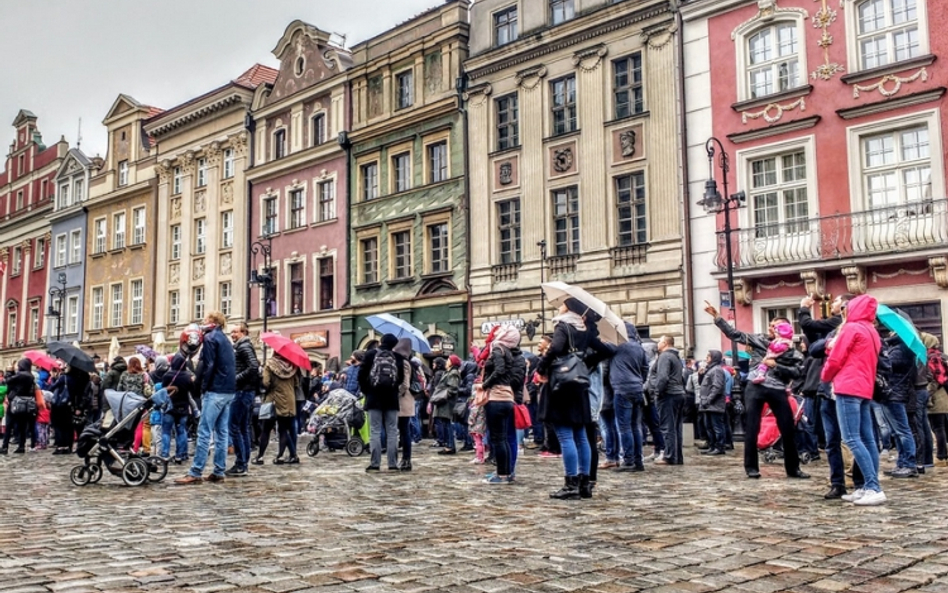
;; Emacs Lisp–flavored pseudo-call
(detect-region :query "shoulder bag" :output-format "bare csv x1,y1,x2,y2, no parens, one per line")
550,329,590,394
258,401,275,420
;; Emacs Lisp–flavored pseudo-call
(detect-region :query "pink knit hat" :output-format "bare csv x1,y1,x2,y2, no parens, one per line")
774,322,794,339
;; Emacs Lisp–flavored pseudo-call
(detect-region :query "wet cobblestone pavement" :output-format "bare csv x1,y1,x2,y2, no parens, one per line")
2,441,948,593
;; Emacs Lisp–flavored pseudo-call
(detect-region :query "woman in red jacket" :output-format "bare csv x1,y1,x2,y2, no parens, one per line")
821,294,884,506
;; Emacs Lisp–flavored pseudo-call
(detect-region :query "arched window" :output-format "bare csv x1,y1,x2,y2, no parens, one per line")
746,23,801,99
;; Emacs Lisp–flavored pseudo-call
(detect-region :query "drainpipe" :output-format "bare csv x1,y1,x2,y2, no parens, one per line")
339,129,352,309
456,72,472,358
244,110,256,329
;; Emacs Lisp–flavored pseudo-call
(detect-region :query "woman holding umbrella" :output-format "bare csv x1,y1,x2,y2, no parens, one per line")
261,352,302,464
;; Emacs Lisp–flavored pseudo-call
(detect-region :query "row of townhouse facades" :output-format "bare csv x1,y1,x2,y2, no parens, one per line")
0,0,944,368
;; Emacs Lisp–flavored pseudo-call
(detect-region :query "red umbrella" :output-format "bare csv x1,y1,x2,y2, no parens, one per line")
24,350,59,371
261,332,312,371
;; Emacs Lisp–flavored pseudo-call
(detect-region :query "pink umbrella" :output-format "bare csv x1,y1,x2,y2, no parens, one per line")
24,350,59,371
260,332,312,371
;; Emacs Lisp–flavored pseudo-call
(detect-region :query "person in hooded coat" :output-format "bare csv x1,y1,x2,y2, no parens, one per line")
261,353,301,464
608,321,650,471
699,350,728,455
432,355,461,455
358,333,404,471
394,338,415,470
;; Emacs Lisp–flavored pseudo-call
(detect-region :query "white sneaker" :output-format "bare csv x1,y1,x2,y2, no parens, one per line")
854,489,886,506
841,488,866,502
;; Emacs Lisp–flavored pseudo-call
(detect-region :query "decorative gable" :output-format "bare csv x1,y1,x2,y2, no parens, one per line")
266,20,351,105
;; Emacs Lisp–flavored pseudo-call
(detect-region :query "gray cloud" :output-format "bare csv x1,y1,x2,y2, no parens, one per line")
0,0,443,158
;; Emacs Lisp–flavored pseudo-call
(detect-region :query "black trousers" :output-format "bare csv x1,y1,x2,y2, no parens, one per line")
744,384,800,475
585,422,599,481
931,413,948,461
51,407,73,449
2,413,33,450
275,416,297,459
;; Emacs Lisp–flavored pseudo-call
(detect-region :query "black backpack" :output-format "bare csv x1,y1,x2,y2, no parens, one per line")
369,350,399,390
873,345,892,402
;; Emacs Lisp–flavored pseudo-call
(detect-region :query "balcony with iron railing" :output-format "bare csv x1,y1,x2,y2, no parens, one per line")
715,199,948,272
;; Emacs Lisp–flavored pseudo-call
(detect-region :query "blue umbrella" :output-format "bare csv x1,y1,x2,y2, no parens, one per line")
724,350,752,361
876,304,927,363
365,313,432,354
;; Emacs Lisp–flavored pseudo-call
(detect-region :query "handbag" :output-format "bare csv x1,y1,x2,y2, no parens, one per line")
550,330,590,394
259,401,275,420
514,403,531,430
429,386,449,405
452,398,469,419
473,383,488,407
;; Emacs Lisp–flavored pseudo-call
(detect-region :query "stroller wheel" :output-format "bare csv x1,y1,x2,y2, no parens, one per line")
88,464,103,484
122,458,150,487
146,456,169,482
763,450,777,463
345,438,363,457
800,452,812,465
307,440,320,457
70,465,91,487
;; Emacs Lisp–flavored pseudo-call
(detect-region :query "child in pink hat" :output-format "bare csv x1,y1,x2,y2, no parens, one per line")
750,321,795,385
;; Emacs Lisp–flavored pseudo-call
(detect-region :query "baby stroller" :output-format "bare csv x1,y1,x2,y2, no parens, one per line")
758,395,810,464
305,389,367,457
69,389,170,487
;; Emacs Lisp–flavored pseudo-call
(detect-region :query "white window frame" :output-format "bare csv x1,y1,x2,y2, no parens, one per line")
69,229,82,264
6,310,15,346
316,179,336,223
221,211,234,249
262,194,279,236
58,183,69,209
73,178,84,204
273,128,287,160
753,297,804,336
132,207,146,245
193,286,205,322
29,307,39,342
55,233,67,268
110,282,124,328
130,279,144,325
738,136,819,227
223,148,235,179
118,160,129,186
173,166,182,195
91,287,104,330
170,224,182,260
94,218,107,254
66,295,79,335
494,5,518,47
733,15,807,102
395,70,414,110
845,0,929,73
220,282,232,317
196,157,207,187
113,211,126,250
11,246,21,275
35,238,46,269
288,187,306,229
550,0,575,25
169,290,180,325
311,113,326,147
195,218,207,255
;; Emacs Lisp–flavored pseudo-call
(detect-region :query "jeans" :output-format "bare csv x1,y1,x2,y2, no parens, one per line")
229,390,254,469
398,416,412,462
796,397,820,455
836,394,880,493
643,403,665,453
931,413,948,461
743,384,800,475
614,393,644,467
437,417,455,451
914,389,933,466
870,402,892,450
553,424,590,477
599,408,618,462
369,409,398,468
881,401,916,468
161,413,189,460
411,400,423,442
485,401,513,476
656,394,686,464
705,412,727,452
528,400,543,443
189,391,234,478
820,396,863,489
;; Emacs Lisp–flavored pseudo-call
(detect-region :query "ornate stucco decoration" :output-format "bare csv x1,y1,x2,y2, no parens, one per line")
516,65,548,91
756,279,804,291
171,198,181,220
205,141,222,167
852,67,928,98
156,161,172,185
572,45,608,71
462,83,492,106
641,22,679,50
194,191,206,214
193,259,205,281
228,132,249,157
731,0,808,41
220,182,234,205
810,0,844,81
733,278,753,305
179,151,196,175
169,264,180,285
800,270,826,298
871,267,931,282
499,162,513,185
553,148,573,173
929,257,948,289
741,98,806,124
221,253,232,276
841,265,867,294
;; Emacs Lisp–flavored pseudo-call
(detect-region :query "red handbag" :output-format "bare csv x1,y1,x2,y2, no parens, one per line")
514,403,531,430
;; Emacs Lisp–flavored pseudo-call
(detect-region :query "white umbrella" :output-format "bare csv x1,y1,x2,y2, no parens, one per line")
541,281,628,344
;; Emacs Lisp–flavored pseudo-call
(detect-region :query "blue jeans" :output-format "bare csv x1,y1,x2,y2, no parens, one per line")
915,389,934,466
881,401,916,468
509,424,520,474
411,399,423,442
870,401,892,450
705,412,727,452
796,397,819,455
229,390,254,470
836,395,880,492
553,424,590,477
189,391,234,478
161,413,189,460
643,403,665,453
614,393,644,467
599,409,618,462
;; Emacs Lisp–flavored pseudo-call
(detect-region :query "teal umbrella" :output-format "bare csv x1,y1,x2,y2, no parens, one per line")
876,304,927,363
724,350,751,361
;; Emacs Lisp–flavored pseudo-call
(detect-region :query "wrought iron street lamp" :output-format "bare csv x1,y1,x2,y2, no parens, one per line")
249,234,274,361
47,272,68,341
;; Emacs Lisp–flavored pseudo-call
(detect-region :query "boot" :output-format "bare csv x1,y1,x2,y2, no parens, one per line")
578,474,593,499
550,475,580,500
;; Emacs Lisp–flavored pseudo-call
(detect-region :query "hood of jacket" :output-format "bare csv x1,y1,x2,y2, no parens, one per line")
707,349,724,367
393,338,413,359
266,356,298,380
110,359,128,375
493,325,522,349
845,294,878,324
624,321,641,344
921,332,940,350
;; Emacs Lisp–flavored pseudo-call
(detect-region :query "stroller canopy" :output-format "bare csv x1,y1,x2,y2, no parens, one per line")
103,389,148,423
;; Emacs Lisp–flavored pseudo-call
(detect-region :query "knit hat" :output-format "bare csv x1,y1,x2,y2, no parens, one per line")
448,354,462,368
774,322,794,339
380,333,399,350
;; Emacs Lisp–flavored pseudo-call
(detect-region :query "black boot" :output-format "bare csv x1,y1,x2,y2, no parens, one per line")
550,476,580,500
578,474,593,499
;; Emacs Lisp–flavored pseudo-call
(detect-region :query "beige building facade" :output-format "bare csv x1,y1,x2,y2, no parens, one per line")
464,0,685,345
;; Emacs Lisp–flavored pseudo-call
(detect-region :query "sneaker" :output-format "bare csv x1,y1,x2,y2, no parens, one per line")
538,451,561,458
854,489,886,506
470,458,484,464
225,466,247,477
483,475,509,484
841,488,866,503
889,467,918,478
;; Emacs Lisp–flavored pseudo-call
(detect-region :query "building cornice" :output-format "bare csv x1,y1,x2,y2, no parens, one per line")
679,0,755,22
348,98,459,146
836,87,946,120
145,91,250,139
251,77,347,121
246,143,347,184
85,179,155,209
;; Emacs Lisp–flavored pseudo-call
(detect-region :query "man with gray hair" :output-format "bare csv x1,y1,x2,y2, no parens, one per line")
649,335,686,465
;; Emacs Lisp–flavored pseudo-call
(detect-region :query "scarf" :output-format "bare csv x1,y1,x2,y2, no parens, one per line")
266,356,298,380
552,311,586,331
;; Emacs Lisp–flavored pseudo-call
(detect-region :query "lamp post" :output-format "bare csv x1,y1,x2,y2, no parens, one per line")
47,272,68,341
697,137,745,365
249,234,274,361
538,239,548,335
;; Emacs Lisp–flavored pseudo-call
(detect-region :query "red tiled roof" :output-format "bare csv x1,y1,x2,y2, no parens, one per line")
144,106,165,118
234,64,279,89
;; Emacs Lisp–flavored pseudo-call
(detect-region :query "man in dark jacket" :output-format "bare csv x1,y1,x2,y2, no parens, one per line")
610,322,649,471
176,312,237,484
882,335,919,478
101,356,127,392
699,350,728,455
358,333,404,471
649,335,687,465
227,322,260,477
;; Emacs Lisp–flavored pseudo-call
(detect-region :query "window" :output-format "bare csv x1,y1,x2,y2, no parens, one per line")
170,224,181,260
59,183,69,209
317,181,335,222
94,219,106,254
616,173,648,246
274,129,287,160
550,0,575,25
312,114,326,146
42,179,49,202
614,54,644,119
862,125,931,207
750,151,809,237
361,237,379,284
110,283,123,327
16,191,23,211
118,160,128,186
551,76,578,135
393,153,412,193
195,218,207,255
113,212,126,249
73,179,83,204
392,230,412,279
169,290,180,325
70,230,81,264
318,257,334,310
29,307,38,342
130,279,143,325
196,158,207,187
428,142,448,183
396,71,413,109
496,94,519,151
747,23,801,99
92,287,104,329
173,166,182,195
552,187,580,256
494,6,518,46
132,207,146,245
764,306,801,336
428,223,449,274
497,198,521,264
856,0,921,70
289,189,305,229
35,238,45,268
221,211,234,249
193,287,205,321
361,162,379,201
11,246,21,275
264,196,278,235
6,311,15,346
223,148,235,179
220,282,232,317
290,263,304,314
66,296,79,335
55,234,67,268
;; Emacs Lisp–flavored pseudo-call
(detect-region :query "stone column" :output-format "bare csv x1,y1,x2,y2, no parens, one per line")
154,163,171,329
518,66,548,281
644,26,681,242
465,83,493,289
575,46,610,257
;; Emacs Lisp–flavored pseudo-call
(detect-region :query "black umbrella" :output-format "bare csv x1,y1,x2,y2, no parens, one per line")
46,342,96,373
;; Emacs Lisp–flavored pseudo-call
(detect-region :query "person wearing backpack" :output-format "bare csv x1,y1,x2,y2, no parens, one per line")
394,338,415,471
357,333,405,471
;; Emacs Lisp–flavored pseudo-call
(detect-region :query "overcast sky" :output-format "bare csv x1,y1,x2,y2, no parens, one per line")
0,0,442,159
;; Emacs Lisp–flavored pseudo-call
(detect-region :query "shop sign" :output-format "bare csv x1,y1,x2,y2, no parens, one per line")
480,319,524,336
292,330,329,349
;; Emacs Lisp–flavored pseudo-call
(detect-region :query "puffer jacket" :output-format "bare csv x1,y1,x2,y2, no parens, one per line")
508,347,527,404
262,356,300,418
884,337,915,404
537,319,592,427
822,294,881,399
234,336,260,392
699,354,727,413
482,344,513,391
609,325,649,401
